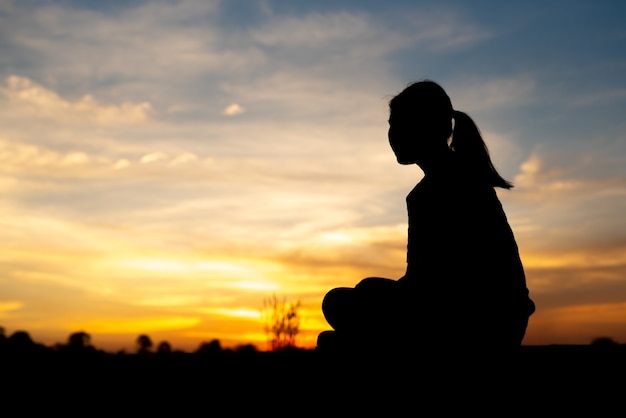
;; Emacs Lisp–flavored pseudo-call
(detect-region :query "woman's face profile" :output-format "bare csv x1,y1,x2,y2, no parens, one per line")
388,111,430,165
389,117,415,165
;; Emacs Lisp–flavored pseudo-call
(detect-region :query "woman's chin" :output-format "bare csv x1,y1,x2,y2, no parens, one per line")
397,158,416,165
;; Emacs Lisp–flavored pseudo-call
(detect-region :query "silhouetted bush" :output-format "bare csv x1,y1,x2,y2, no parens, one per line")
136,334,153,353
196,339,222,355
157,341,172,354
9,330,34,346
262,294,302,351
591,336,619,345
235,343,258,354
68,331,91,348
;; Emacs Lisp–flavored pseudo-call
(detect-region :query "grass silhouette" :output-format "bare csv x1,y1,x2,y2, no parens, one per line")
1,329,624,414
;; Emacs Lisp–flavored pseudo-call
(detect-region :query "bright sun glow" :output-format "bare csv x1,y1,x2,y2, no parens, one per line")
74,317,201,334
119,257,251,274
0,301,23,317
321,232,353,242
199,308,262,319
231,281,279,291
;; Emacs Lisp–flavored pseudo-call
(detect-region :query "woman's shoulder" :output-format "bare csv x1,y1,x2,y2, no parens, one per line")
406,176,428,200
405,162,502,205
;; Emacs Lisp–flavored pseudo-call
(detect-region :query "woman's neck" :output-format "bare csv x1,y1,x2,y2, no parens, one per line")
418,148,456,177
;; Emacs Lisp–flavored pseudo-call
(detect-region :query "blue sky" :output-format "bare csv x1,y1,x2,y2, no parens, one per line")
0,0,625,350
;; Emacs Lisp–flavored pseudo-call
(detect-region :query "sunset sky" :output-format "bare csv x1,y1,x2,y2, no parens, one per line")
1,0,625,351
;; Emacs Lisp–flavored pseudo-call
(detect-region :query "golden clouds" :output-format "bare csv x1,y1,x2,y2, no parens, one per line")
3,76,152,125
452,77,536,113
0,138,205,179
199,307,261,319
0,138,98,176
140,152,169,164
525,302,626,345
0,301,23,318
113,256,266,282
513,152,574,195
523,243,626,270
512,151,626,201
169,152,199,166
73,317,201,334
113,159,131,170
139,151,201,167
222,103,245,116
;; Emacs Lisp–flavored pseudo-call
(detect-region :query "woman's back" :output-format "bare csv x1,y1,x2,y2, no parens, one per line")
318,80,534,354
404,164,527,296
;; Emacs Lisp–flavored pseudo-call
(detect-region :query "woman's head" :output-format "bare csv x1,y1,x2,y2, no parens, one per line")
388,80,454,166
389,80,453,133
388,80,513,189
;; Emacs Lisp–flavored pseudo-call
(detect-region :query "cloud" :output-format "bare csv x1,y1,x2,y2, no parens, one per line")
0,137,102,176
512,151,626,202
450,76,536,114
571,88,626,108
252,12,378,49
2,76,152,125
140,152,168,164
401,9,491,51
72,317,201,334
501,148,626,283
525,301,626,345
251,8,488,54
61,152,90,166
0,301,23,318
513,152,562,193
222,103,245,116
113,159,131,170
168,152,199,166
0,0,261,105
199,308,261,320
0,2,491,127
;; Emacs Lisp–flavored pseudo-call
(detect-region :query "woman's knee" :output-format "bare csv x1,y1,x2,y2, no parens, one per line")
322,287,352,309
322,287,355,331
355,277,396,291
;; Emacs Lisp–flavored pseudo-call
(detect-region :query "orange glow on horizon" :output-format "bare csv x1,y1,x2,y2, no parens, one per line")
3,235,626,351
524,302,626,345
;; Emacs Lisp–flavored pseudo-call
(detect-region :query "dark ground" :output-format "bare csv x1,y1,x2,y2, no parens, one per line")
2,345,625,415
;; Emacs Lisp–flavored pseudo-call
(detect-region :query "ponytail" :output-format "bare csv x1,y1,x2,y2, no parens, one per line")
451,110,513,189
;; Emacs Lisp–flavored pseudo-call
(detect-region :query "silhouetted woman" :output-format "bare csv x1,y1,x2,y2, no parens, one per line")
318,80,535,356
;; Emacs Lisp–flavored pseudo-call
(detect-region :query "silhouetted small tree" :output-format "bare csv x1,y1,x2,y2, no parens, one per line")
9,330,34,347
7,330,42,354
68,331,91,348
591,336,619,346
261,294,302,351
156,341,172,354
196,339,222,355
235,343,258,354
136,334,153,353
0,327,6,350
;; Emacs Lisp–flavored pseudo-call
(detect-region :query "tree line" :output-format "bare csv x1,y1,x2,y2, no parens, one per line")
0,294,305,356
0,326,266,357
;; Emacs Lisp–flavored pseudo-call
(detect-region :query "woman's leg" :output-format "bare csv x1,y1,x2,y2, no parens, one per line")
355,276,398,291
322,287,358,332
322,278,399,332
